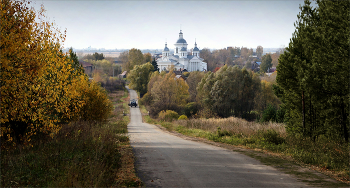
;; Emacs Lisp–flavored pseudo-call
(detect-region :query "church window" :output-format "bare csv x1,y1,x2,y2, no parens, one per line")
176,47,178,53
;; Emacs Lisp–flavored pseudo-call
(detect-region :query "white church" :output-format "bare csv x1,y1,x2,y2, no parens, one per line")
157,30,207,72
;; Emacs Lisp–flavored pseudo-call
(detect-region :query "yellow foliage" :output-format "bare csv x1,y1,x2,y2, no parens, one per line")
0,0,112,148
92,69,105,83
158,110,179,122
151,71,189,107
261,80,269,84
178,115,188,120
78,81,113,122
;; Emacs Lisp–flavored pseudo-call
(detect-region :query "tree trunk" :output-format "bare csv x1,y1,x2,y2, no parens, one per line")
302,91,306,135
341,102,349,142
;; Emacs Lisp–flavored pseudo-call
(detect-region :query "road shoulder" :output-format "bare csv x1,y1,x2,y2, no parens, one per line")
148,121,349,188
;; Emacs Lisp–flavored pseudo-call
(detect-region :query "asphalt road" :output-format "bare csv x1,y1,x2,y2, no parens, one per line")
127,88,310,187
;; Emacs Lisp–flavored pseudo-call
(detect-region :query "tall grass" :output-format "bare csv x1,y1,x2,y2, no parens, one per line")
1,90,142,187
176,117,286,137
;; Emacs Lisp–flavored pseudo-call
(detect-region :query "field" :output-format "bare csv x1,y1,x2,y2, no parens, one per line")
77,51,122,58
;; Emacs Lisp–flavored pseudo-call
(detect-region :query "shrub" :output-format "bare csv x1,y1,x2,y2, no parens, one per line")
158,110,179,122
242,112,258,121
79,81,113,122
261,104,277,122
178,115,188,120
183,72,190,77
183,102,200,118
216,127,232,137
139,92,152,106
260,129,285,145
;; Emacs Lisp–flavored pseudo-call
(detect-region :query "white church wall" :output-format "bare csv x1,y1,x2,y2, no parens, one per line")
158,30,206,73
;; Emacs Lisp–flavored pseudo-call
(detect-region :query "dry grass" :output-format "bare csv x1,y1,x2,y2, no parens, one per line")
115,144,142,186
108,89,142,186
1,89,143,187
175,116,286,137
109,90,127,119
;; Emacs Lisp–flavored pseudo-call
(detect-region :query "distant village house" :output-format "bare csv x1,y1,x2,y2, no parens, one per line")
79,60,94,75
119,71,127,78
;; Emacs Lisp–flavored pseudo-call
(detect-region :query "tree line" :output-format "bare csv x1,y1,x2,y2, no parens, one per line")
276,0,349,142
119,48,153,73
128,63,279,122
199,46,279,74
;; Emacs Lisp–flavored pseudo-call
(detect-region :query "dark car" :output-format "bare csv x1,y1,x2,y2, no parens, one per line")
129,99,137,107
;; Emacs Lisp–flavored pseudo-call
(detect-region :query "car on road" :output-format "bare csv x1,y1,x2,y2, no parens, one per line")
129,99,137,107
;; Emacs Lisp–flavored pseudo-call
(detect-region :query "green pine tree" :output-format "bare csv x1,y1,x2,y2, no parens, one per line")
151,57,159,72
260,54,272,73
276,0,349,141
68,47,85,76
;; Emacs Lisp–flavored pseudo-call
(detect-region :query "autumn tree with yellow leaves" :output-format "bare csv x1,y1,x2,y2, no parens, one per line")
0,0,112,147
143,71,189,117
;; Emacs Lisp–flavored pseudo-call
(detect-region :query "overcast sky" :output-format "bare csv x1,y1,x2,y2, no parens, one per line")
31,0,310,50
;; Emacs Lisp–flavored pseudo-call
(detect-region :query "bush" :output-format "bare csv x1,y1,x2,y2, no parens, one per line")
216,127,232,137
183,72,190,77
178,115,188,120
149,103,182,118
104,77,125,92
260,129,285,145
139,92,152,106
261,104,277,122
183,102,200,118
242,112,258,121
79,81,113,122
276,107,286,123
158,110,179,122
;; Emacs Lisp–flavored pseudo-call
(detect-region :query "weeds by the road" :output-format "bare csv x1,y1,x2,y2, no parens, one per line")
178,117,287,137
143,111,349,185
1,90,142,187
121,88,131,124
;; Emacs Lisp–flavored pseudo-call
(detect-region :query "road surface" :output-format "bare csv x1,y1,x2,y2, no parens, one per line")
127,88,310,187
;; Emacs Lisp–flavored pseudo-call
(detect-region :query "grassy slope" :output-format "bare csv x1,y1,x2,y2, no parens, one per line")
1,89,142,187
142,107,349,187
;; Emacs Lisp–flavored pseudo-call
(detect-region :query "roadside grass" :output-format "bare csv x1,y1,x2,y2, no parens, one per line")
240,150,348,188
121,88,130,124
1,90,142,187
142,111,349,186
139,103,148,115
